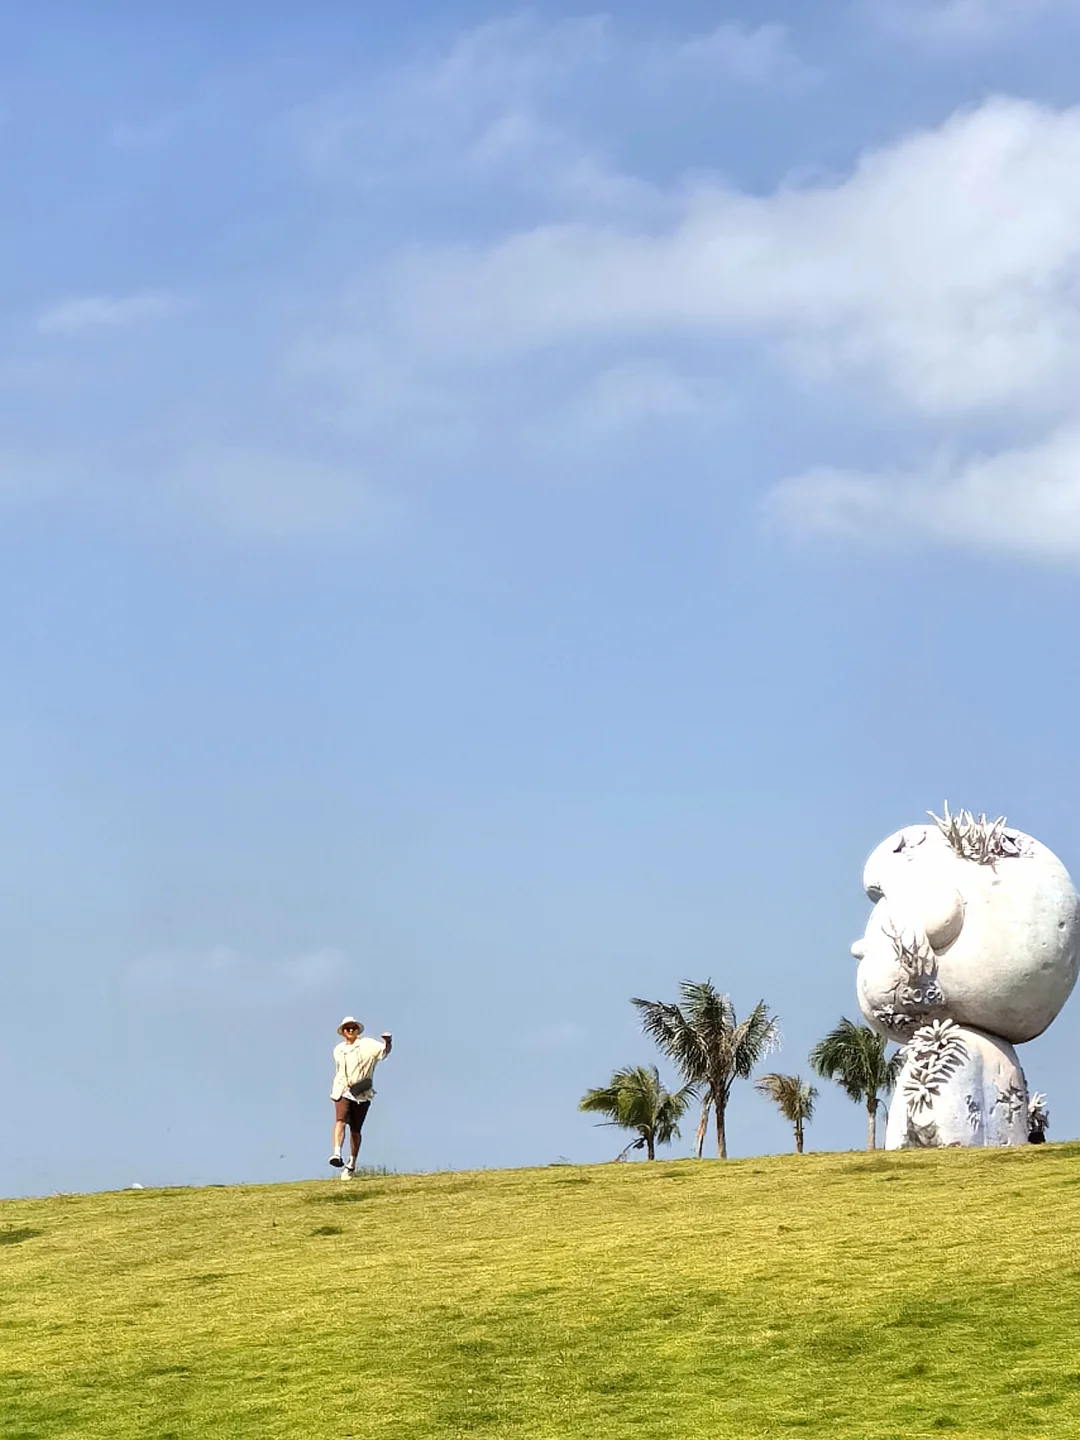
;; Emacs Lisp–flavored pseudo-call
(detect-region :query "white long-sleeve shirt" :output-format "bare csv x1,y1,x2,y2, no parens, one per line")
331,1036,389,1101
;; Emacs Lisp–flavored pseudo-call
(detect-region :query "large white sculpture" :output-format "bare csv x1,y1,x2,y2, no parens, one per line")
851,807,1080,1148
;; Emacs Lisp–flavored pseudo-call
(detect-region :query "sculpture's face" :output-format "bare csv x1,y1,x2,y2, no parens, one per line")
852,824,1080,1044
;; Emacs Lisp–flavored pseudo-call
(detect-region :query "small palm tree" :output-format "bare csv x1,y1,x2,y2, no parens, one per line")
579,1064,693,1160
755,1072,818,1154
809,1018,903,1150
633,981,780,1159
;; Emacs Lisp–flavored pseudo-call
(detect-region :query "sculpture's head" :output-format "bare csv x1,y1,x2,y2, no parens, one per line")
852,810,1080,1044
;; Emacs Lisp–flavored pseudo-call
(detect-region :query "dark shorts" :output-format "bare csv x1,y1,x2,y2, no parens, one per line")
334,1096,371,1132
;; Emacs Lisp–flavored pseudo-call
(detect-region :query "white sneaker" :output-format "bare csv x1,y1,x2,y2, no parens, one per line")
329,1155,345,1169
340,1166,353,1181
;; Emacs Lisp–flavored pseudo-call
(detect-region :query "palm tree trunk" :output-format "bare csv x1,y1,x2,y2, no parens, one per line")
867,1097,878,1150
795,1120,804,1154
715,1099,728,1159
646,1134,655,1160
695,1099,709,1159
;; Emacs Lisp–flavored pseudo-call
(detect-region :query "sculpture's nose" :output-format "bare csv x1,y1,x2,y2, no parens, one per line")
851,938,866,961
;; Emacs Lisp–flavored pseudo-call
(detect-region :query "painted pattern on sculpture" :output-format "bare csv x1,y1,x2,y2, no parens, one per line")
851,807,1080,1149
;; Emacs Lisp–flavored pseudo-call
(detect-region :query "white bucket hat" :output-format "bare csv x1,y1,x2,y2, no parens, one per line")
337,1016,364,1036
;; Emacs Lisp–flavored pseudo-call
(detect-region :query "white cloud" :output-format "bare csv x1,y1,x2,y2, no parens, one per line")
676,22,807,83
575,360,728,434
36,292,183,336
12,16,816,548
871,0,1080,44
14,21,1080,562
769,426,1080,559
292,13,806,208
293,15,611,192
170,446,389,543
288,92,1080,559
358,97,1080,421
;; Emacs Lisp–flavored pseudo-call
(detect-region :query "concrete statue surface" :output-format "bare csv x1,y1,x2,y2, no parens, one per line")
851,806,1079,1149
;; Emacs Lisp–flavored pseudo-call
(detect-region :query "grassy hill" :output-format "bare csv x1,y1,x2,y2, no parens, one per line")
3,1144,1080,1440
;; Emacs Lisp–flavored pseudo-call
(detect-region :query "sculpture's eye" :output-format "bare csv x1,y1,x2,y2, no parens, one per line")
866,883,884,904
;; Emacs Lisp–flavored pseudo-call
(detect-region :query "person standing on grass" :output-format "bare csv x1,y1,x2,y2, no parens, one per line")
330,1016,392,1174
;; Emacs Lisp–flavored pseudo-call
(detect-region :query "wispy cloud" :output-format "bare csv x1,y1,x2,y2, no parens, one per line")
291,15,611,194
675,22,810,83
12,18,1080,561
168,446,390,543
35,292,184,336
291,13,808,203
570,361,729,437
346,97,1080,420
768,426,1080,559
290,91,1080,558
4,17,816,548
869,0,1080,45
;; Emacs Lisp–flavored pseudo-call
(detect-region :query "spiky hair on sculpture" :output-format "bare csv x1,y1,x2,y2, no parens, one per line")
1028,1092,1050,1139
927,802,1026,865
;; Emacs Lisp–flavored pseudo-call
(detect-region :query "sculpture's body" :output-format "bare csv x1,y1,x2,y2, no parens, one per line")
852,809,1080,1149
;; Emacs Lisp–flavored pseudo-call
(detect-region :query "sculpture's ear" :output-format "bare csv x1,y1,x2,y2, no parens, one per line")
890,876,965,953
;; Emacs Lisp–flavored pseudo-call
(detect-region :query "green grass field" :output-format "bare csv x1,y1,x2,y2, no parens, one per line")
3,1144,1080,1439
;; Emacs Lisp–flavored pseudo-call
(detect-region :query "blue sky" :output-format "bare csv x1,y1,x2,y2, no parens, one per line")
5,0,1080,1194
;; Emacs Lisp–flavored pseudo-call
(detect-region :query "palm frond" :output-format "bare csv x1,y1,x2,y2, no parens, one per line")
653,1083,695,1146
731,1000,783,1078
579,1063,691,1155
631,997,709,1083
809,1018,898,1105
755,1072,818,1123
635,983,779,1088
578,1084,630,1125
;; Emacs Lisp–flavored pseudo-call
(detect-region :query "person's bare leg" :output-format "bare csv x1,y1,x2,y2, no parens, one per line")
331,1119,346,1162
348,1127,362,1167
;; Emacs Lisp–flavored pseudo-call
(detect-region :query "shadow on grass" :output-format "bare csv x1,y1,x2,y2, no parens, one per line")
126,1188,196,1199
888,1299,969,1333
0,1229,41,1247
835,1157,898,1174
308,1187,388,1204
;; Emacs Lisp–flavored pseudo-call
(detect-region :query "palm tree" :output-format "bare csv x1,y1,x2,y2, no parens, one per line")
755,1072,818,1154
579,1064,693,1160
809,1017,903,1150
632,981,780,1159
